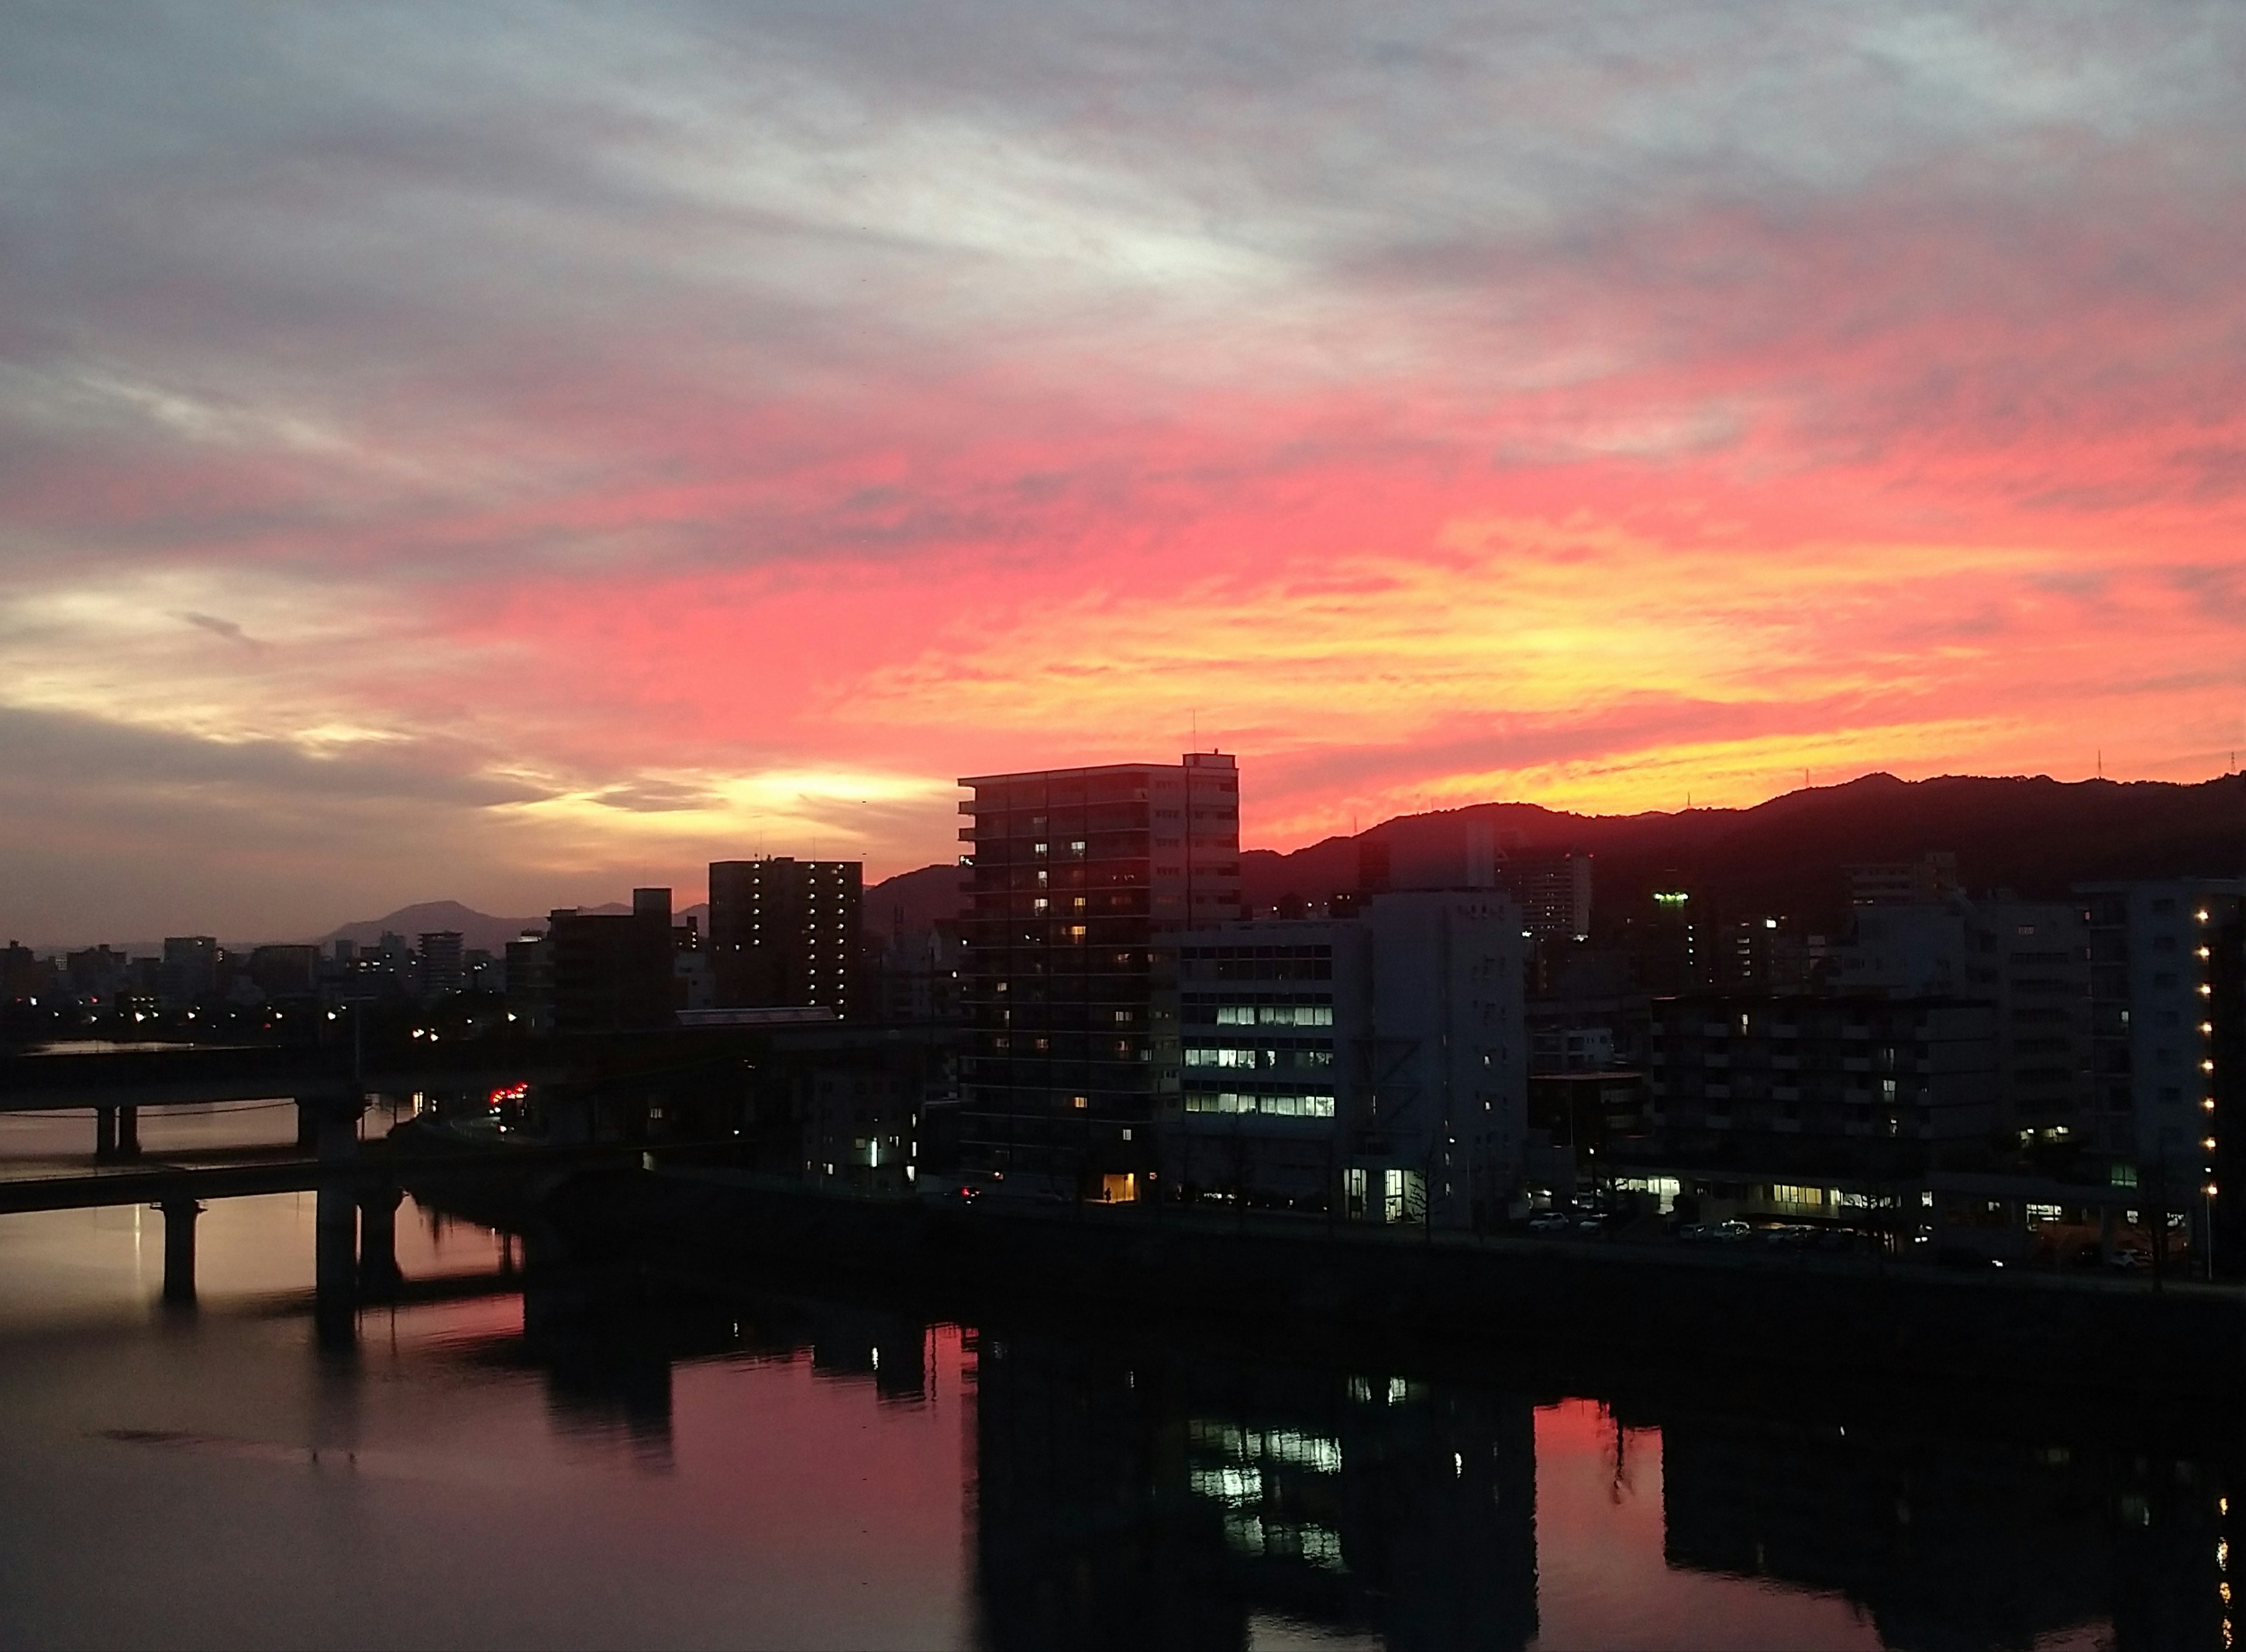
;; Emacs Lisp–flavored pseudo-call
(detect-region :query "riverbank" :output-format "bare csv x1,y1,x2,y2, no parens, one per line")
502,1163,2246,1415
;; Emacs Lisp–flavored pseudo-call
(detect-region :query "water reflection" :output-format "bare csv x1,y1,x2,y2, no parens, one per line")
1655,1411,2227,1651
0,1177,2234,1649
973,1332,1535,1651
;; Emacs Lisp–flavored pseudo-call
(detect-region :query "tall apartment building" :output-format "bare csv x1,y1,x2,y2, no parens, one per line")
416,930,465,999
708,857,863,1019
2082,880,2246,1203
1628,882,1703,995
1835,896,2094,1148
957,752,1242,1195
159,935,218,1007
1497,849,1592,941
1170,891,1527,1228
504,930,554,1033
2209,905,2246,1265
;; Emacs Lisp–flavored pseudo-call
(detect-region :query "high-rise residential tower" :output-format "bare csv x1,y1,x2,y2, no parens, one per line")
709,857,863,1018
957,753,1242,1196
2082,879,2246,1207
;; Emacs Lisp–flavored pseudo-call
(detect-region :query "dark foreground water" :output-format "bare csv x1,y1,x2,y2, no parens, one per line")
0,1110,2230,1649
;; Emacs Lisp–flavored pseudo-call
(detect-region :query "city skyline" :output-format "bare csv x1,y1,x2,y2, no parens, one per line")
6,6,2245,939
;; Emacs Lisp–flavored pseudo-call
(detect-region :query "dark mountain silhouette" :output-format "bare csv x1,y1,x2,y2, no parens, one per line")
866,863,965,937
318,901,539,954
319,898,714,953
1243,772,2246,930
313,775,2243,954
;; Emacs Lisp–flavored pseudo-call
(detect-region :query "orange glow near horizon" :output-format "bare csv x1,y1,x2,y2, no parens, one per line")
4,8,2245,934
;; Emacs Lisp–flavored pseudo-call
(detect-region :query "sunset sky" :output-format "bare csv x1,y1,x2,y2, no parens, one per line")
4,3,2244,940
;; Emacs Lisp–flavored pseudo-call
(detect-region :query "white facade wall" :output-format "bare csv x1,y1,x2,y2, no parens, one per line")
1169,892,1527,1227
1365,892,1529,1228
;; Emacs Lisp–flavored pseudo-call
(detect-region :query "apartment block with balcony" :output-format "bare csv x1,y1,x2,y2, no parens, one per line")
2082,880,2246,1215
709,857,863,1019
1644,994,1997,1177
1835,896,2094,1151
956,753,1241,1196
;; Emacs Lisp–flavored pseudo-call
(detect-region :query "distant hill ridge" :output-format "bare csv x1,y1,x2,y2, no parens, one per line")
879,771,2246,934
1239,772,2246,928
306,774,2244,951
318,899,714,954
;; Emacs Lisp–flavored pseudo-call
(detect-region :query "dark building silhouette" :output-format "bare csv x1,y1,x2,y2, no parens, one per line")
1625,879,1704,995
415,929,464,999
244,943,318,999
505,931,553,1033
64,945,132,1002
1846,850,1962,908
1644,993,1996,1176
158,934,218,1007
2208,903,2246,1272
957,753,1241,1194
709,857,863,1019
548,891,674,1034
1497,847,1592,941
867,922,964,1024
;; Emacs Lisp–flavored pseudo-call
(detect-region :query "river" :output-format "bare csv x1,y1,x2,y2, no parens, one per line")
0,1107,2225,1649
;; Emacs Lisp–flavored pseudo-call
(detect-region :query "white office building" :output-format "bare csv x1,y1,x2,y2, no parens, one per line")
1169,891,1527,1229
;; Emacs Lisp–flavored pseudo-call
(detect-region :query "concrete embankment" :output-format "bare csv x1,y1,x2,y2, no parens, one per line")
512,1166,2246,1409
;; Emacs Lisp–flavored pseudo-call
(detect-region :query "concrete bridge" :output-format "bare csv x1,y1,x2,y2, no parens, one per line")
0,1025,793,1153
0,1029,774,1346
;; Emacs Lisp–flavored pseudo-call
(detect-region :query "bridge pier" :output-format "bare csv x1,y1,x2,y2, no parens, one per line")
357,1183,403,1300
116,1106,140,1161
160,1198,202,1305
94,1106,118,1161
306,1098,364,1351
